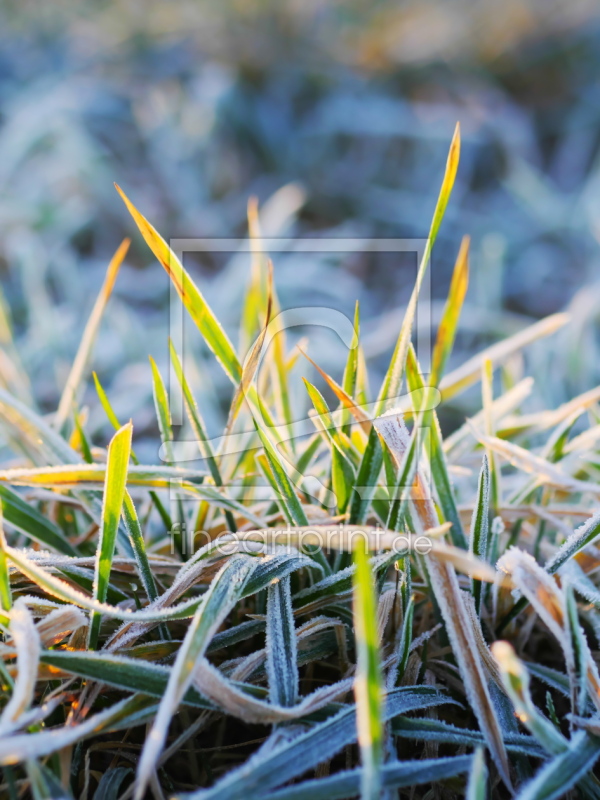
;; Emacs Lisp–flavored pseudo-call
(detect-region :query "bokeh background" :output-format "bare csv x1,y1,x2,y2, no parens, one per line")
1,0,600,456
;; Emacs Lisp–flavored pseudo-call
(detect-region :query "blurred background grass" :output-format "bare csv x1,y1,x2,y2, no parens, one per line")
1,0,599,456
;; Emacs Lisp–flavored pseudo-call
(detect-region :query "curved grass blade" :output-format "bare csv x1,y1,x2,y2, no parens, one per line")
89,422,133,649
392,717,543,757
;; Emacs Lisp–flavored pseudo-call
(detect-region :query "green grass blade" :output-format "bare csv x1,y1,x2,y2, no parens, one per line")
395,594,414,684
262,756,474,800
430,236,469,388
470,455,490,615
168,339,221,485
266,575,298,707
122,490,159,604
93,370,172,532
376,124,460,414
353,544,384,800
149,356,174,462
89,422,133,649
341,300,360,435
0,510,11,621
406,345,467,548
256,427,309,527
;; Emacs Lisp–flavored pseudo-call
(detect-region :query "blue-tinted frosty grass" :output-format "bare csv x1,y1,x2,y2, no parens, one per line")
2,123,600,800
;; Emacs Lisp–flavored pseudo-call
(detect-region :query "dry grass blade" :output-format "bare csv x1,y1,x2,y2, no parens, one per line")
497,548,600,714
375,411,512,789
54,238,130,432
440,312,569,402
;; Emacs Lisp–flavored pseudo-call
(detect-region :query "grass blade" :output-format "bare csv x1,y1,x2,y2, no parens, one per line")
116,184,242,385
352,544,384,800
266,575,298,707
430,236,469,388
88,422,133,649
470,455,490,614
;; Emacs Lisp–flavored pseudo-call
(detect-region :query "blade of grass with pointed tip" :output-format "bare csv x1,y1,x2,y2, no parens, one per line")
470,456,490,615
304,379,357,514
116,184,242,385
430,236,469,389
89,422,133,649
54,238,130,432
377,124,460,415
300,347,371,435
93,371,172,532
240,196,270,354
341,301,360,435
353,544,384,800
349,127,460,525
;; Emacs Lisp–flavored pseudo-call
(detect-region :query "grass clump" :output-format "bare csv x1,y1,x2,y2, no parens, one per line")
1,123,600,800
